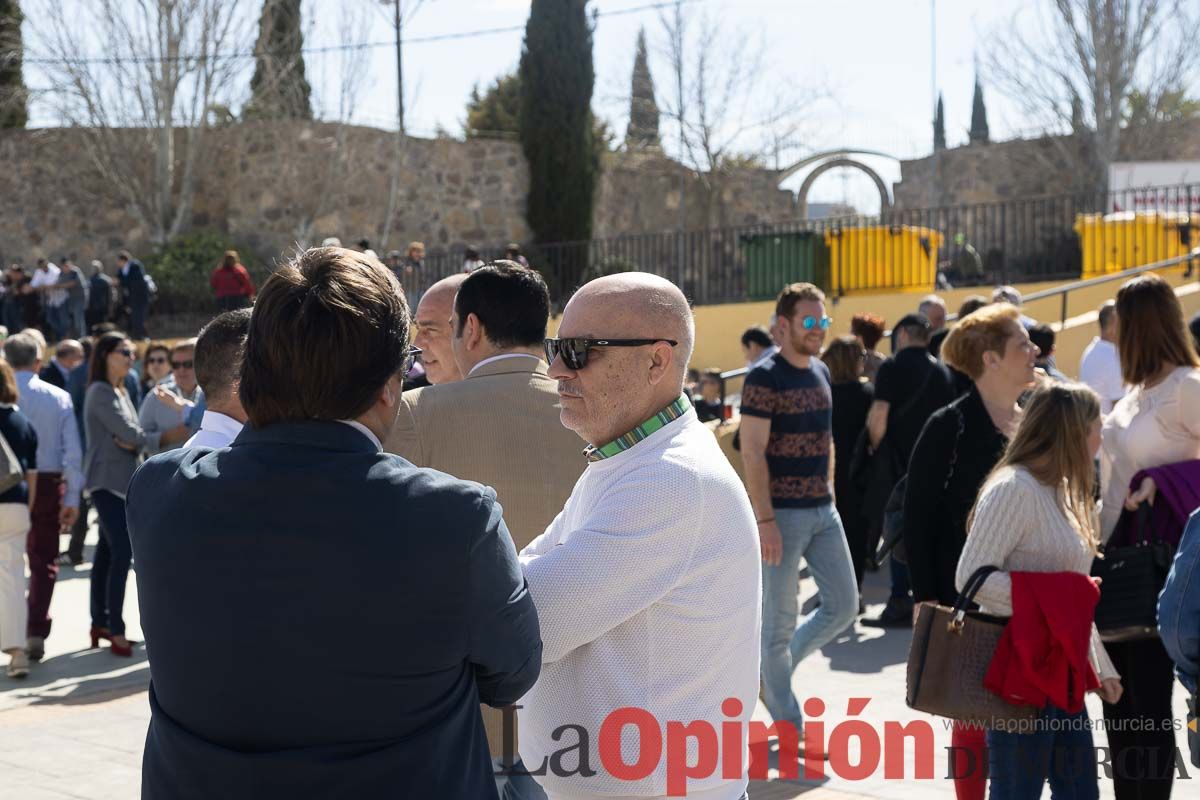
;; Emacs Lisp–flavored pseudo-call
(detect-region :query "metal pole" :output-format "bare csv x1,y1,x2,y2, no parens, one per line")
930,0,939,210
394,0,405,135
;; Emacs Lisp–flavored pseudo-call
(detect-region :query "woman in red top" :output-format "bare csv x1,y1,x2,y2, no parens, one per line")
210,251,255,311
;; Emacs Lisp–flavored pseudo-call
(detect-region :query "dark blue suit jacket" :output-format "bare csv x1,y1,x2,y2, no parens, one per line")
127,420,542,800
120,259,150,305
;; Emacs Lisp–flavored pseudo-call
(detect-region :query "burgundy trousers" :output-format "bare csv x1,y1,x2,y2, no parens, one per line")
26,473,63,639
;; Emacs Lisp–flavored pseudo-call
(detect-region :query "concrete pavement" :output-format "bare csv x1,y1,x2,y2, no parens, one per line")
0,528,1192,798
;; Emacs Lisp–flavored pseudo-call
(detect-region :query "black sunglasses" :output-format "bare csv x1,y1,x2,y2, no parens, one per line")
170,359,194,370
543,337,679,371
115,347,133,358
402,346,422,378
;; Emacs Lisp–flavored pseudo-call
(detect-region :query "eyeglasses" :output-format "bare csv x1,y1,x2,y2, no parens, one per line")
170,359,194,370
799,315,833,330
146,356,168,365
543,337,679,371
402,346,422,378
115,348,133,358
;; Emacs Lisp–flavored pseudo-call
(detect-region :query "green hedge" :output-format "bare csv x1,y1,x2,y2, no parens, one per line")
144,231,268,314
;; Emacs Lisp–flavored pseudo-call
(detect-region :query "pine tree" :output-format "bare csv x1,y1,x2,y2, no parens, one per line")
933,93,946,151
969,75,989,145
244,0,312,120
519,0,597,245
0,0,27,129
625,27,660,149
466,74,521,138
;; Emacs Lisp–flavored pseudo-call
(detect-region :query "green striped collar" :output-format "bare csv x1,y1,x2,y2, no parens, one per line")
584,394,692,463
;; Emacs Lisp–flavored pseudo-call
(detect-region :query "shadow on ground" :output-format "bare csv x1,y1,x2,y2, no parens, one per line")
1,643,149,709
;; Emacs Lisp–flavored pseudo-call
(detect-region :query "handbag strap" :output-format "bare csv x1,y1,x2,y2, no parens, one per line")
949,565,1000,627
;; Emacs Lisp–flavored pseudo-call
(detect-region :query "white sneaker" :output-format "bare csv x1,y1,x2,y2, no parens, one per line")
6,650,29,679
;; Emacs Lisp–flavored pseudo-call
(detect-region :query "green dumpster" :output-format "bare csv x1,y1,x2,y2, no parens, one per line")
741,232,831,301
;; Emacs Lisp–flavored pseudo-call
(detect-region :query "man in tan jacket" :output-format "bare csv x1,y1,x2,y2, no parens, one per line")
385,261,582,799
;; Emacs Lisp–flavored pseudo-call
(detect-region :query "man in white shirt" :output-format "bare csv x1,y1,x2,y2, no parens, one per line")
521,272,760,800
184,309,250,449
30,259,67,337
1079,301,1125,415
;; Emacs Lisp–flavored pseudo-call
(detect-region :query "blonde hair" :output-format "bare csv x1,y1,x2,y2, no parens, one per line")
971,382,1102,551
940,304,1021,380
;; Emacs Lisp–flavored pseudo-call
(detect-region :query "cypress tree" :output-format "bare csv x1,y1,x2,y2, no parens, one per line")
519,0,597,246
0,0,27,129
933,93,946,151
625,27,660,149
969,75,989,145
244,0,312,120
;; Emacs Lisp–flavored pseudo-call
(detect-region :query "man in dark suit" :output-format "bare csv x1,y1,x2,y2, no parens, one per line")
126,247,542,800
38,340,84,389
115,249,150,339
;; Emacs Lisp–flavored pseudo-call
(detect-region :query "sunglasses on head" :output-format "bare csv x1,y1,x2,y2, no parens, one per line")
402,346,422,378
171,359,194,370
543,337,679,371
797,315,832,330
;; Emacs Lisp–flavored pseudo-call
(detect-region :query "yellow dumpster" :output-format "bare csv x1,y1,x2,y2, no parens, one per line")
1074,211,1198,278
824,225,942,294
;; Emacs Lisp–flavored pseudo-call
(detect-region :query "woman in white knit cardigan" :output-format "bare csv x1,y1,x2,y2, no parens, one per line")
957,383,1122,800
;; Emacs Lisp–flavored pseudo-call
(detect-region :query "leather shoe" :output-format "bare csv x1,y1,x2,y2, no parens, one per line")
861,599,913,629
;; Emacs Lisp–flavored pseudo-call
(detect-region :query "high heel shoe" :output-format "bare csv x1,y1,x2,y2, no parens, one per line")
89,627,112,648
110,638,135,657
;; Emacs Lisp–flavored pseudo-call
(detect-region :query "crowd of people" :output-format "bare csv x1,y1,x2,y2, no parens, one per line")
0,244,1197,799
736,278,1200,799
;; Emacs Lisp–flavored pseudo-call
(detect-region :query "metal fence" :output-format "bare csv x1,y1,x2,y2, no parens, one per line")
411,182,1200,307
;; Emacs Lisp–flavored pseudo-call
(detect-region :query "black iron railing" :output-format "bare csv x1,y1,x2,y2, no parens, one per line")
410,182,1200,307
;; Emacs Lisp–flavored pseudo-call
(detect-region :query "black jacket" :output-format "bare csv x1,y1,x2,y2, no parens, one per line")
119,259,150,305
127,420,542,799
902,385,1008,606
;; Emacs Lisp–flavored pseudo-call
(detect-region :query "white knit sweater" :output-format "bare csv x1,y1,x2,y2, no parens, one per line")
518,410,762,800
956,466,1119,681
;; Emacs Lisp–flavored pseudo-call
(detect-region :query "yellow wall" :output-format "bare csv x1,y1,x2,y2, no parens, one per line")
677,267,1196,385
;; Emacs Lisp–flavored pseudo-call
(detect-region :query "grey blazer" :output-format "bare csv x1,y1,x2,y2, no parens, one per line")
83,382,160,496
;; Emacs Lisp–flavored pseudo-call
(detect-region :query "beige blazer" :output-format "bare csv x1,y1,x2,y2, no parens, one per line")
384,353,586,758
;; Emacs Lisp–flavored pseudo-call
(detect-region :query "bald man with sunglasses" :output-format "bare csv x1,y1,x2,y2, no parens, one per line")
520,272,760,800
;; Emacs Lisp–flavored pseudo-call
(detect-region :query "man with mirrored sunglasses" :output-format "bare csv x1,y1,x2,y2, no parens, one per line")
739,282,858,757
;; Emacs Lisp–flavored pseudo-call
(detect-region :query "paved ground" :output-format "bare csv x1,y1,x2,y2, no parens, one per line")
0,526,1192,798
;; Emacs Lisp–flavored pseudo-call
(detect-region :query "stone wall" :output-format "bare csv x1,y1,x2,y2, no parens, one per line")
594,150,797,237
893,119,1200,209
0,124,797,268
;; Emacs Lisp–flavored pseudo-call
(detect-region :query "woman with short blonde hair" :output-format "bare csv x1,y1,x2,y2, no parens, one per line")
902,301,1040,800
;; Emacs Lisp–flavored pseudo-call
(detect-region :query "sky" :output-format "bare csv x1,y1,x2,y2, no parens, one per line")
22,0,1200,214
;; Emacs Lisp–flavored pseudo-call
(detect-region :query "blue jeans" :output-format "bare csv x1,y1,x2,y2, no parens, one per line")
497,759,548,800
90,490,133,637
760,504,858,728
889,558,911,602
986,706,1098,800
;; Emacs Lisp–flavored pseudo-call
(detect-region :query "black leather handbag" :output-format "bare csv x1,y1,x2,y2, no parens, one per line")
1092,502,1176,642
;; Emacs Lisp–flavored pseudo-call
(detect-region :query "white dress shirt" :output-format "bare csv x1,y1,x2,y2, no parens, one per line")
183,411,244,450
517,411,761,800
1079,337,1125,415
748,343,779,370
